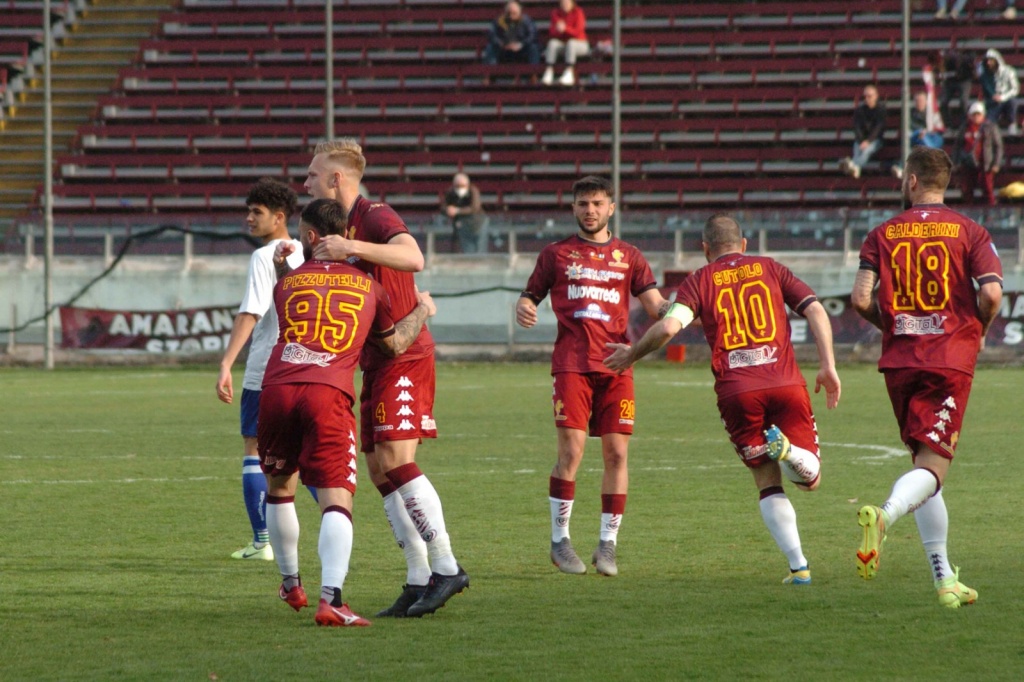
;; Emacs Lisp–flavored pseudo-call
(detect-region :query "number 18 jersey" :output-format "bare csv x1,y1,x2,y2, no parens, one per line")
675,253,817,399
859,203,1003,375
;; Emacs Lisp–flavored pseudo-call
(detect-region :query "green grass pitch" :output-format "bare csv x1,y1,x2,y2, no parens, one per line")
1,362,1022,680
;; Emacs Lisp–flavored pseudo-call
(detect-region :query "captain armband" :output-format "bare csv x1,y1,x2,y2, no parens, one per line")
665,303,695,328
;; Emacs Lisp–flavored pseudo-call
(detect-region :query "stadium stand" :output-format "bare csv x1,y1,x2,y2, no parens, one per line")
2,0,1023,252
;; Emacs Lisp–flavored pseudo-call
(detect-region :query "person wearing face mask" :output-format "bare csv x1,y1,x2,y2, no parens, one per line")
443,173,489,253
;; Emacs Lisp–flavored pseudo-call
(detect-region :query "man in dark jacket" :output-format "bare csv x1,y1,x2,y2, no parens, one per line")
483,1,540,65
937,48,977,131
954,101,1003,206
442,173,489,253
840,84,887,179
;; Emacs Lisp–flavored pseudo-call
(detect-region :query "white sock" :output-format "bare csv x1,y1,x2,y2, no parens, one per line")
383,491,431,586
759,492,807,570
550,497,573,541
781,445,820,487
914,490,954,584
266,500,300,578
881,468,939,527
599,513,621,543
319,510,353,596
398,476,459,576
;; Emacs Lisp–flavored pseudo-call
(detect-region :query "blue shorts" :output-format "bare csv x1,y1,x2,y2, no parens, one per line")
240,388,261,438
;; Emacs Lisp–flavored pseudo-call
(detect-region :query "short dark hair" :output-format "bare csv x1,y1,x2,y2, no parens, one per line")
571,175,614,202
904,147,952,192
246,177,298,217
702,213,743,247
300,199,348,237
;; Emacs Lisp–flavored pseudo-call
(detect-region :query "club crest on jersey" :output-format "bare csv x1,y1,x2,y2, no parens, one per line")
609,249,630,268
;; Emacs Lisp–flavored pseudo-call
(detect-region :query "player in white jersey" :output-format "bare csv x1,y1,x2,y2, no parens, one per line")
216,178,305,560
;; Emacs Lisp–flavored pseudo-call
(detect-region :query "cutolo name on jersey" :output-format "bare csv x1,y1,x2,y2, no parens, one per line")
567,284,621,303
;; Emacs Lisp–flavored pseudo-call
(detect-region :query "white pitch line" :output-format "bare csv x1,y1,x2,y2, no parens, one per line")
821,442,907,461
6,476,225,485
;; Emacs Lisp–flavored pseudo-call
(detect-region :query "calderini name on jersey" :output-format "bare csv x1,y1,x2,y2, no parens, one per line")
884,222,961,239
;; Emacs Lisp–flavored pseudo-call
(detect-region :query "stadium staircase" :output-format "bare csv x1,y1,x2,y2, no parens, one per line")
0,0,169,220
1,0,1022,248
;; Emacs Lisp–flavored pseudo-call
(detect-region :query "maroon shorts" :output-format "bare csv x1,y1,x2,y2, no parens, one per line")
553,372,635,437
717,384,818,468
257,383,359,492
883,367,973,460
359,356,437,454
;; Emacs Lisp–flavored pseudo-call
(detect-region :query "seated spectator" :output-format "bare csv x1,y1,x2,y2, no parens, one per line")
1003,1,1017,19
935,0,967,20
952,102,1003,206
936,48,976,130
980,48,1021,132
892,92,945,179
840,84,887,179
542,0,589,87
443,173,489,253
483,1,540,66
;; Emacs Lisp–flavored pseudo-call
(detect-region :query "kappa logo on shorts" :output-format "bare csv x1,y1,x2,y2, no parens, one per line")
395,376,414,388
420,415,436,431
396,405,414,417
397,390,414,402
397,419,415,431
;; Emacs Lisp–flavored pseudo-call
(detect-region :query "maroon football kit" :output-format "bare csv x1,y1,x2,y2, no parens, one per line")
345,196,437,451
259,259,395,490
859,203,1003,457
674,253,820,466
523,234,657,435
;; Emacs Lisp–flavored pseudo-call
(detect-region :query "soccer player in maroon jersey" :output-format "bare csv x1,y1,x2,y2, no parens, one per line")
276,139,467,618
516,176,667,576
604,213,841,586
260,199,436,627
851,147,1002,608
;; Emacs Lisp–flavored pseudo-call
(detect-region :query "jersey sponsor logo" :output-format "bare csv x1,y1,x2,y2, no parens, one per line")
567,284,621,304
894,313,947,335
397,390,414,402
280,342,334,367
565,262,626,282
573,303,611,322
395,376,414,387
420,415,436,431
727,345,778,369
397,419,415,430
618,418,634,425
884,222,961,239
374,424,394,432
609,249,630,268
712,262,763,286
396,405,414,416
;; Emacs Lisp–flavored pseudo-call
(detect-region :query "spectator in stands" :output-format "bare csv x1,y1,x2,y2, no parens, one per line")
483,1,540,66
953,102,1003,206
892,92,945,180
936,48,976,131
443,173,489,253
1005,1,1018,19
934,0,967,20
542,0,589,87
980,49,1021,133
840,84,887,179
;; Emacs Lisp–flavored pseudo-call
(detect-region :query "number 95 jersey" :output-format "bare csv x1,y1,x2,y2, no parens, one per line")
675,253,817,399
860,204,1003,375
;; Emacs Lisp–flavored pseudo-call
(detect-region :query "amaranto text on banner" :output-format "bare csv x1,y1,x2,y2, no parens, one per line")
60,305,237,353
